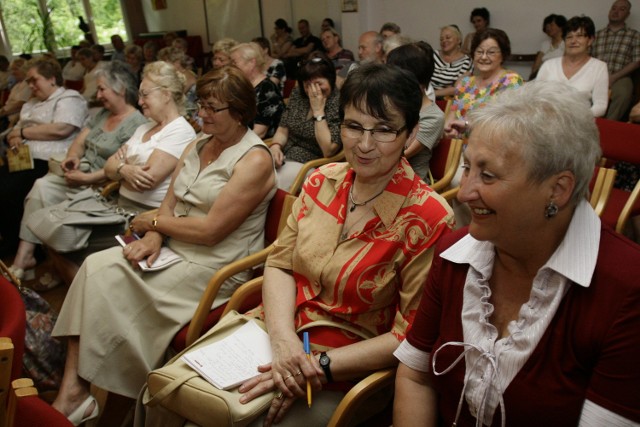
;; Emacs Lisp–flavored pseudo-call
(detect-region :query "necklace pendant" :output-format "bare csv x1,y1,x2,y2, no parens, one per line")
349,204,356,213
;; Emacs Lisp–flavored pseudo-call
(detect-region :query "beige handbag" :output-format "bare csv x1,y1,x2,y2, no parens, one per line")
142,311,275,427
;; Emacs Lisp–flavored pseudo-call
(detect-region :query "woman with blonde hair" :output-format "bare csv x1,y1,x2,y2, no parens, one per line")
211,37,238,69
231,42,284,139
432,25,473,98
162,46,198,119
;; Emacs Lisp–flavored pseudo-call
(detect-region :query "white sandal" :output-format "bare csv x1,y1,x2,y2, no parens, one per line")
32,272,62,292
67,395,99,426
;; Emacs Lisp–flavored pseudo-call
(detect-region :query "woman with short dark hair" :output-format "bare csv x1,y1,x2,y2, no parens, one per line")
530,14,567,79
462,7,490,54
269,51,342,190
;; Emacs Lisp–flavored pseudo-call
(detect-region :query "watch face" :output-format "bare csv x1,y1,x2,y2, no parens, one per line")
319,354,329,366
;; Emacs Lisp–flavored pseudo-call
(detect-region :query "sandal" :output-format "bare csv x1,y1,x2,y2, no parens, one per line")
5,265,36,281
32,272,62,292
67,394,99,426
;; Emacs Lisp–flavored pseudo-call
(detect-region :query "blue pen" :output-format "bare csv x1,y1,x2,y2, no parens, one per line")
303,332,312,407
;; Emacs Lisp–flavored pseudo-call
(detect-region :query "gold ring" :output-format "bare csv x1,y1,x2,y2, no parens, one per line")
283,374,293,381
294,370,302,376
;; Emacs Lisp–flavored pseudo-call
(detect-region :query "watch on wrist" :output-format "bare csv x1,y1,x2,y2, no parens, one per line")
313,115,326,122
319,351,333,383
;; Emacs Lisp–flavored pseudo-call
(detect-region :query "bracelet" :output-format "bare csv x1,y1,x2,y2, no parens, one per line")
116,162,126,175
20,127,25,140
151,215,159,231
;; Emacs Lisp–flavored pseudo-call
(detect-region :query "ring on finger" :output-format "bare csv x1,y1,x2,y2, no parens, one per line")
283,373,293,381
136,179,140,185
294,370,302,376
275,392,283,400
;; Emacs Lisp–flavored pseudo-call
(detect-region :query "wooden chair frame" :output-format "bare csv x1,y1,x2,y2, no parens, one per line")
590,167,617,217
429,138,463,194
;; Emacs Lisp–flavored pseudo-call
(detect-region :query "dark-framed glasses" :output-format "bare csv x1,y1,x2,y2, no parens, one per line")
196,101,230,114
340,122,407,143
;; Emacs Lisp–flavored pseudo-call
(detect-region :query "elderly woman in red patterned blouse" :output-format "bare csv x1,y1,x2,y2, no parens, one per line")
236,63,454,427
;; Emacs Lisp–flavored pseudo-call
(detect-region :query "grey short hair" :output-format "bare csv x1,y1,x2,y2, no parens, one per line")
467,80,601,205
95,60,139,106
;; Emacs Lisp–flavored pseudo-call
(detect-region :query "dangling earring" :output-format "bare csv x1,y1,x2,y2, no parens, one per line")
544,201,558,219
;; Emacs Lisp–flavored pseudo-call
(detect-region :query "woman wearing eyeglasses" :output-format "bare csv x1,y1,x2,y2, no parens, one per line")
444,29,523,140
231,63,453,427
536,16,608,117
50,66,277,424
268,51,342,191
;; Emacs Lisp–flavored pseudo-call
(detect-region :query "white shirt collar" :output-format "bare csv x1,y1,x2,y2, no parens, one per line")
442,200,601,288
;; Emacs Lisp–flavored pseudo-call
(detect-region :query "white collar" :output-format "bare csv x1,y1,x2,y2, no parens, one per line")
442,200,601,288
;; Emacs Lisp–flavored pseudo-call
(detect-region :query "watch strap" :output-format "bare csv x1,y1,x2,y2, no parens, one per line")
319,351,333,383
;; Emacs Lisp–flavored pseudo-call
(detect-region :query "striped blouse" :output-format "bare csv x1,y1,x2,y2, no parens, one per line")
431,50,473,90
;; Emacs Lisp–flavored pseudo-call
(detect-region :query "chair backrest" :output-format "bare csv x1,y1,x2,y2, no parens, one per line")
435,98,452,117
288,150,346,195
265,188,296,243
63,80,83,91
283,79,297,99
589,166,617,217
596,118,640,164
429,138,463,193
0,269,26,382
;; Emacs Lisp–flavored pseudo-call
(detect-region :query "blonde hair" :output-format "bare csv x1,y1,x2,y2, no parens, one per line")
230,42,266,69
142,61,187,114
441,25,463,46
212,38,238,55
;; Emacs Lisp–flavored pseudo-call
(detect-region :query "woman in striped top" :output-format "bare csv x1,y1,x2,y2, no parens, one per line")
432,26,473,98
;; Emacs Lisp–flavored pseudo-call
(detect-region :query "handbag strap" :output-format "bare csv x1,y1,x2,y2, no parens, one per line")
144,371,200,407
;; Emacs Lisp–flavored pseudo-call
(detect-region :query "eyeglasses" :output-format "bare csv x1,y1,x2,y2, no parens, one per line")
340,123,406,143
138,86,163,98
196,101,230,114
474,49,501,58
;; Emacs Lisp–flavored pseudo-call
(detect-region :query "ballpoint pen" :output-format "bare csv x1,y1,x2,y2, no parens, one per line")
303,331,312,407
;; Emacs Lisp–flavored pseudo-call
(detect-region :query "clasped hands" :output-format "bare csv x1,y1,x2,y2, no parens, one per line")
122,212,163,268
238,334,324,426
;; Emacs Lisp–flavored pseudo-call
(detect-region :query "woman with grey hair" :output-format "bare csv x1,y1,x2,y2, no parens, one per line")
8,60,147,288
394,80,640,426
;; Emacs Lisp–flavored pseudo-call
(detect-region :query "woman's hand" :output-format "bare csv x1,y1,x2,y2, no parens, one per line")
129,210,156,235
6,127,23,150
64,169,92,187
122,231,163,267
61,155,80,172
120,163,155,191
443,119,468,139
305,82,327,117
269,144,285,168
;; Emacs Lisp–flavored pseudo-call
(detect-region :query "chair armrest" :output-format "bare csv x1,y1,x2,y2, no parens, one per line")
430,139,463,193
98,180,120,198
184,246,274,347
326,367,397,427
221,276,264,318
616,178,640,233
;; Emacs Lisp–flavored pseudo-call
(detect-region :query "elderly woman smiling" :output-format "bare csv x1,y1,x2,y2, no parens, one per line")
393,81,640,426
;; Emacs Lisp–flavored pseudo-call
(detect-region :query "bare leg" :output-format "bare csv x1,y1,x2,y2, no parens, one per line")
12,240,37,270
52,337,96,418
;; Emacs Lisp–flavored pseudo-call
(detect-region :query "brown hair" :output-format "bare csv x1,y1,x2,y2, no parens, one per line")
28,58,63,86
196,66,257,126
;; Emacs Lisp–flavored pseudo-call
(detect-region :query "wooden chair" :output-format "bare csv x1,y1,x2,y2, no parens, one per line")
171,188,296,351
435,98,452,117
0,268,72,427
595,118,640,233
282,79,297,99
428,138,463,193
221,277,397,427
288,150,346,195
589,166,617,217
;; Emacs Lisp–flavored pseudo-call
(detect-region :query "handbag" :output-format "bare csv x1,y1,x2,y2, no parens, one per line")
0,260,66,392
26,187,138,253
142,311,275,427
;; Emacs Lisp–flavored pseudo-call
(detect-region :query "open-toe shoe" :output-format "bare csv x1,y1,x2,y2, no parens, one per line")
67,394,99,426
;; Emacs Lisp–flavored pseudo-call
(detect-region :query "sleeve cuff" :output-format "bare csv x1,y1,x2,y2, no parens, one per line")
394,339,431,373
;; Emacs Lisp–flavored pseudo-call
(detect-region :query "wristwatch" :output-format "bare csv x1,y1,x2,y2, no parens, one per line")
313,115,326,122
319,352,333,383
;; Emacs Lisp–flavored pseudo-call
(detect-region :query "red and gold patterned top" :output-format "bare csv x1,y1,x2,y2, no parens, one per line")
255,159,454,349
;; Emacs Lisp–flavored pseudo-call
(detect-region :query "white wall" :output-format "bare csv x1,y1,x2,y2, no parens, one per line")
140,0,635,60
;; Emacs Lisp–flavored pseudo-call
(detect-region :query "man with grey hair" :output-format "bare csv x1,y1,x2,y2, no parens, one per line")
336,31,384,88
592,0,640,121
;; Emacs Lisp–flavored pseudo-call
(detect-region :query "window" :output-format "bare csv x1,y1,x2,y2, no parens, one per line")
0,0,127,56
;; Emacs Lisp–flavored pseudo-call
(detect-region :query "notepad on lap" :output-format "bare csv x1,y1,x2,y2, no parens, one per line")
182,320,273,390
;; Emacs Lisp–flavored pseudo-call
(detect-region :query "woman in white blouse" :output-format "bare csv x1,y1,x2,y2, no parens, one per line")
393,81,640,426
535,16,608,117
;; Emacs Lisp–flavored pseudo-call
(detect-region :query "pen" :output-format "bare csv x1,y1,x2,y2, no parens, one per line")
303,331,312,408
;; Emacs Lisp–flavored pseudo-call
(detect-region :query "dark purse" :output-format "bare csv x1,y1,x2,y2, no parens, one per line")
0,260,66,392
